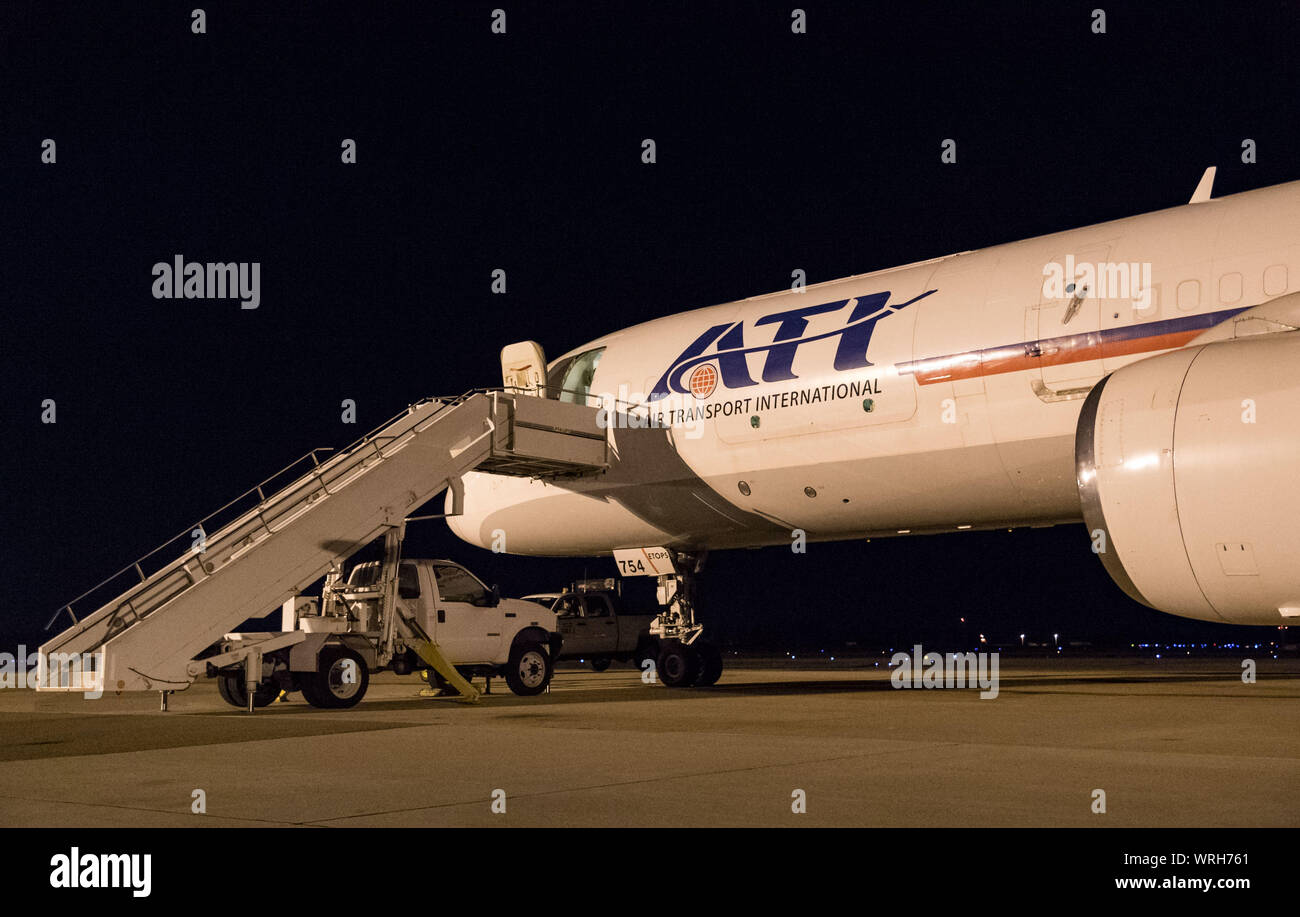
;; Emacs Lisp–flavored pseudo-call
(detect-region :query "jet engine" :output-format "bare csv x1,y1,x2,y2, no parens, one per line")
1075,331,1300,625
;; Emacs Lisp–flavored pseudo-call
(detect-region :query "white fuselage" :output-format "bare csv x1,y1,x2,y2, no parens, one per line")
449,181,1300,557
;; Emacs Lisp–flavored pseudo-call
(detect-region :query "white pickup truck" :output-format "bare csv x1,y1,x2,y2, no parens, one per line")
208,556,563,709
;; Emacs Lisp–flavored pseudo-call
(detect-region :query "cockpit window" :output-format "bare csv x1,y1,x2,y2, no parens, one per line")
545,357,575,400
554,347,605,405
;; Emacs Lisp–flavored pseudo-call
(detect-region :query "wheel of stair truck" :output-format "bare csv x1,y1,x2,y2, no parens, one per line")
216,672,280,709
657,641,699,687
589,657,612,672
695,642,722,687
505,641,553,696
300,646,369,709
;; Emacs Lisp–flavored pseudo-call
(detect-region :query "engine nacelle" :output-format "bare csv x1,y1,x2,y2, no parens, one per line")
1075,332,1300,625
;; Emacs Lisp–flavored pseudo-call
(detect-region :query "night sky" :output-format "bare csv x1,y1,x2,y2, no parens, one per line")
4,1,1298,651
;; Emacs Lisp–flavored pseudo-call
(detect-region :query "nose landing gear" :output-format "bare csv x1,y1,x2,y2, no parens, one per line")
649,552,723,687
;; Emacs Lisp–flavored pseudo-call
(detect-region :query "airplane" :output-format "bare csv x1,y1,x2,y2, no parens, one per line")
449,169,1300,687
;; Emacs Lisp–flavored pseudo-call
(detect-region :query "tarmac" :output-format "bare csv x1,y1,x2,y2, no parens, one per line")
1,655,1296,827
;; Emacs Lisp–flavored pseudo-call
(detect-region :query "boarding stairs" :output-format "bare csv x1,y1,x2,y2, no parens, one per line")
38,390,607,694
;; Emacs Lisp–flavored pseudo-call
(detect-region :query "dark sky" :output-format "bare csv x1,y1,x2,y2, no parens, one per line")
3,1,1297,650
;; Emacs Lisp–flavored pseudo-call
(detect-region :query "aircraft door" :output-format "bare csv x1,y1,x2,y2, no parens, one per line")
501,341,547,395
1027,243,1112,401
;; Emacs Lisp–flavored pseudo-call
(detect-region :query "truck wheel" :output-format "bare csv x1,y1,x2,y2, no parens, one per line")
216,674,237,707
695,642,723,687
657,642,699,687
589,657,612,672
301,647,369,709
505,642,553,696
216,672,279,709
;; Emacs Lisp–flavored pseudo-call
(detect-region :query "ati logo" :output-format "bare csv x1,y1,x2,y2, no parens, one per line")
650,288,937,401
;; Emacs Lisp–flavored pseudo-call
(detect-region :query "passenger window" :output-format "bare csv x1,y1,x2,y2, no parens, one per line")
1219,272,1242,304
556,595,582,618
398,563,420,599
433,564,488,604
1264,264,1288,297
557,348,605,405
1176,279,1201,311
584,596,611,618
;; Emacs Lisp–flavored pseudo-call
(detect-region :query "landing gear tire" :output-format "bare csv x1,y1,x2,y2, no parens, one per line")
657,642,699,687
695,643,723,687
216,672,279,709
300,647,369,709
505,642,553,696
589,657,612,673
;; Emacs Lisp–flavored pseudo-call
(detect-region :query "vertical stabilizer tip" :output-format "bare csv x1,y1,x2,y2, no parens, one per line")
1189,166,1216,204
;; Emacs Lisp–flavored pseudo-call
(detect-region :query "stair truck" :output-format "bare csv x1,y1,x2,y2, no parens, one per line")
37,389,609,710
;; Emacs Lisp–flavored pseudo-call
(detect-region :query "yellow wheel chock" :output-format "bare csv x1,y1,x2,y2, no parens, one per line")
409,640,481,704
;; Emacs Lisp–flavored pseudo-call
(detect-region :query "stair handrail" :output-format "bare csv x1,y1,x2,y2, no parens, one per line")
44,391,485,630
44,386,616,632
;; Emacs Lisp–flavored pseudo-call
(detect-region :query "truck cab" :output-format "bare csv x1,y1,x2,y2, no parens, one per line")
551,581,659,672
348,559,507,662
342,558,560,678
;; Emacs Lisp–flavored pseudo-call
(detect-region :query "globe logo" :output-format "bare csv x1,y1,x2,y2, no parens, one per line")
688,364,718,399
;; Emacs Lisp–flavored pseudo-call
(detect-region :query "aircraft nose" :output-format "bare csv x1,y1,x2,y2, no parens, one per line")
444,487,489,549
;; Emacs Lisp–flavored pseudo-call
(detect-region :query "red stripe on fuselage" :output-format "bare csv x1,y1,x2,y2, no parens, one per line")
902,327,1205,385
